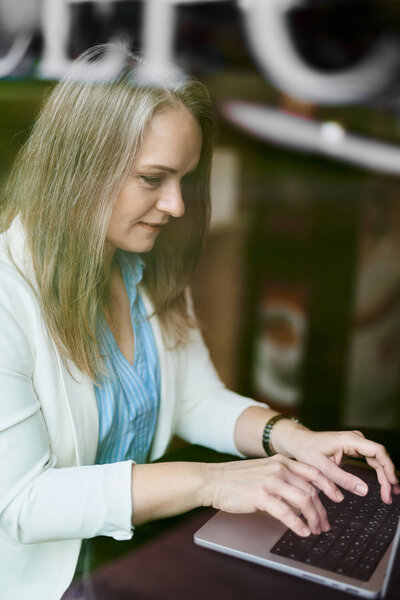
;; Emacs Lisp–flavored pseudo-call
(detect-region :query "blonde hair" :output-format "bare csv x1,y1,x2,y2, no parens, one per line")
1,44,215,379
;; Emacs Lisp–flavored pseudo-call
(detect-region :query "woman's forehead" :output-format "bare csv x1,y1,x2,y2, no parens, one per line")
134,106,202,172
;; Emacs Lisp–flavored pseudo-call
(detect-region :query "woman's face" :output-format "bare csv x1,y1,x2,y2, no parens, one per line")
105,105,203,254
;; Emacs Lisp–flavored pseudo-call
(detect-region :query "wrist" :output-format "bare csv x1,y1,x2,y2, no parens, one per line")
200,462,218,508
268,417,308,457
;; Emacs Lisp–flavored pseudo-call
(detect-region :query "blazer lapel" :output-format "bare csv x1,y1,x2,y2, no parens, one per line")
2,218,99,467
55,354,99,466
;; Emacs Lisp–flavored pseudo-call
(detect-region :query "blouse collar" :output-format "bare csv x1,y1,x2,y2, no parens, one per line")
117,250,145,307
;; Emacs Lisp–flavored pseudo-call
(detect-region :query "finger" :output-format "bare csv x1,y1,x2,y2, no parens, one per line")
345,431,366,459
279,455,344,504
261,492,311,537
340,433,398,485
269,478,324,534
309,454,369,497
366,458,393,504
377,467,392,504
332,449,343,466
350,430,366,439
284,471,330,533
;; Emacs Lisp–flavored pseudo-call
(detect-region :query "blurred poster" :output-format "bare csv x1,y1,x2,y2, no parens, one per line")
253,283,307,412
249,169,312,414
345,188,400,428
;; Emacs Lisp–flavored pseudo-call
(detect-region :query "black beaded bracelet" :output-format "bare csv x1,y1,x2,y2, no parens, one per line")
262,414,301,457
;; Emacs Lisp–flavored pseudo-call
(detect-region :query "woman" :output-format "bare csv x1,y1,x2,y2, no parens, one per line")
0,45,398,600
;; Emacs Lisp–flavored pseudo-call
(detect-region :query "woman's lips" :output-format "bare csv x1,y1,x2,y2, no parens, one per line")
138,221,166,233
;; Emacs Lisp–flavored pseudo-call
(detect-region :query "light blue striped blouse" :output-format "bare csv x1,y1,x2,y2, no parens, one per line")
94,251,160,465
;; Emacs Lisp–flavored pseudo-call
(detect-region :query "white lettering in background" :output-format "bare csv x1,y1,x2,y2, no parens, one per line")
0,0,191,81
134,0,182,85
40,0,175,81
0,0,40,77
39,0,73,79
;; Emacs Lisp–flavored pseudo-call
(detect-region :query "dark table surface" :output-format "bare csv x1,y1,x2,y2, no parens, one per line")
63,435,400,600
64,507,400,600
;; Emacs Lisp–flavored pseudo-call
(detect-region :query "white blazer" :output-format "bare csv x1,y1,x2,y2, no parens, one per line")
0,219,263,600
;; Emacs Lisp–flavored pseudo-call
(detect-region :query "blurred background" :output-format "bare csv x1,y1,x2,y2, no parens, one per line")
1,0,400,435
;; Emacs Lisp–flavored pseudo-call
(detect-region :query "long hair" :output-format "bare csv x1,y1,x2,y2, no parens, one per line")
1,44,215,380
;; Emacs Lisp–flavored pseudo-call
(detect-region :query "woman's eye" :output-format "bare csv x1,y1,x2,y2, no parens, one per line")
140,175,162,187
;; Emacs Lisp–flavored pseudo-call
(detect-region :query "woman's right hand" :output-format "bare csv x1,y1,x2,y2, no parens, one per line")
201,455,345,537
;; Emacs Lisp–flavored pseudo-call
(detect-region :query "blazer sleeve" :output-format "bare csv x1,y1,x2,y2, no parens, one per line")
174,325,268,456
0,296,133,545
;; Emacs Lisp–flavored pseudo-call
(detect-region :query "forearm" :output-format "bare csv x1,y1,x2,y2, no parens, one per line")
131,461,207,525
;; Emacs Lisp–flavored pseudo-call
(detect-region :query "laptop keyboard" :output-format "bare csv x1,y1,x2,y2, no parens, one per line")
271,466,400,581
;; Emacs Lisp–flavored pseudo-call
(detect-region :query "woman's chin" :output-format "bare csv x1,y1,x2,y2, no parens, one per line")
119,236,158,254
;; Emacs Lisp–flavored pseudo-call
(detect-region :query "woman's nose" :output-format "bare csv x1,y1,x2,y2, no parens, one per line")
156,183,185,218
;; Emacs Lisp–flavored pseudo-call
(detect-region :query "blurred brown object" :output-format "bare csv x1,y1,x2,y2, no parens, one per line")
278,92,317,119
192,224,246,390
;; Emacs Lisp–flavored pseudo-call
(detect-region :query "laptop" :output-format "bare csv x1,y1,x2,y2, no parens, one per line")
194,462,400,598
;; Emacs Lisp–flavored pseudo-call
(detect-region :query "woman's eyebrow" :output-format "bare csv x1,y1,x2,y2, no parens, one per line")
140,164,177,173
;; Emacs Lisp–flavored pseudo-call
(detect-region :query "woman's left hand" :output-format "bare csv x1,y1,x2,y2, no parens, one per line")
273,425,400,504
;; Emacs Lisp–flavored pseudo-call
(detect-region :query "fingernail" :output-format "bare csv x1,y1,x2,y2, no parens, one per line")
302,526,311,537
356,484,368,496
323,521,330,532
336,490,344,501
